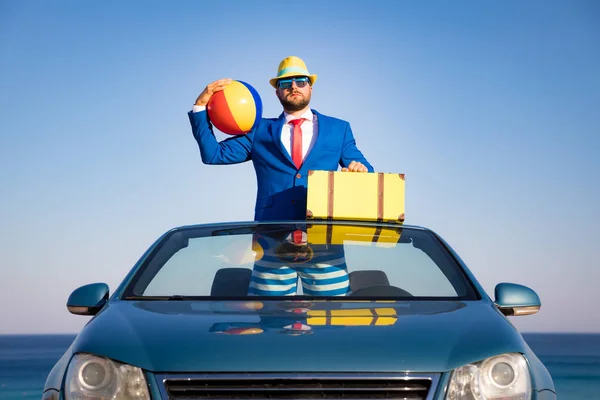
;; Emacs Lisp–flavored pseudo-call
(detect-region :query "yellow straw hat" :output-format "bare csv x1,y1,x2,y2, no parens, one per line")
269,56,318,88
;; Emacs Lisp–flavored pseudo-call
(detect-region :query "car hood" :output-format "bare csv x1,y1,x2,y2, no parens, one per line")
71,299,527,373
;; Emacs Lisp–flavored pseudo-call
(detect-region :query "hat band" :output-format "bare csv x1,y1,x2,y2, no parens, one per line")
278,66,309,77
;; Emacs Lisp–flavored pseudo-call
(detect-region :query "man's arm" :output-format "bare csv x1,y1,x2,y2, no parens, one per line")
188,78,253,165
339,122,374,172
188,109,252,165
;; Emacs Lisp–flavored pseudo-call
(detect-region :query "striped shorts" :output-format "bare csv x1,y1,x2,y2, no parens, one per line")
247,248,350,297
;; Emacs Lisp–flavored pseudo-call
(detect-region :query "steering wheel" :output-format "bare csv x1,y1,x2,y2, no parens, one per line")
350,285,413,297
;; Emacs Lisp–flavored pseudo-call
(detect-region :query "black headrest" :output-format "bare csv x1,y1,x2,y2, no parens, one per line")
211,268,252,296
349,270,390,292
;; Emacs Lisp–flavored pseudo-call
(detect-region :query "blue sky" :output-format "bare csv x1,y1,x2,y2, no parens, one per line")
1,0,598,334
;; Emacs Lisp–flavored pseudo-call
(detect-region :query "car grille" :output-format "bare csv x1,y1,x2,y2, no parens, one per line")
155,373,439,400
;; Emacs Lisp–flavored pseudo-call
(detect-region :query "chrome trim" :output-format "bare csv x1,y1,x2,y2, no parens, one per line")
155,372,441,400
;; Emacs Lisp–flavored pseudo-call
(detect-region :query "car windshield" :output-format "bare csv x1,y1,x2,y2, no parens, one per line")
123,222,478,300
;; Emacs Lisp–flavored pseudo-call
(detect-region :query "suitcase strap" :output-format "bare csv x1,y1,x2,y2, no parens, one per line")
327,171,334,219
377,172,384,221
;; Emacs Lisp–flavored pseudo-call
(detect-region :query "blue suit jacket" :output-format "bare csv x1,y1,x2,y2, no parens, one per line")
188,109,373,221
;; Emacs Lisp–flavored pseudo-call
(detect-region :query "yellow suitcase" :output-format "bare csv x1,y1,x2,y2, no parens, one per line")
306,308,398,326
306,170,405,224
306,224,402,248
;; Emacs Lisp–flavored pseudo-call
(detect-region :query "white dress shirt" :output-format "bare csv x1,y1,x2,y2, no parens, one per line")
192,106,318,162
281,109,318,162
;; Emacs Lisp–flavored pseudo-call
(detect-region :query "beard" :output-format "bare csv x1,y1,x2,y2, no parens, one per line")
278,91,311,112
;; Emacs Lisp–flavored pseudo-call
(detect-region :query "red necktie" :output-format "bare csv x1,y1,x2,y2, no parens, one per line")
292,230,304,244
289,118,306,169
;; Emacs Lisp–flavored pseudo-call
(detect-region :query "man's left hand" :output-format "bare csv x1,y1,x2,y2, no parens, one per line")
341,161,368,172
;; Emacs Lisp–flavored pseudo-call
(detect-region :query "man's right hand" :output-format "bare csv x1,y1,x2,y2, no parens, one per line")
194,78,232,107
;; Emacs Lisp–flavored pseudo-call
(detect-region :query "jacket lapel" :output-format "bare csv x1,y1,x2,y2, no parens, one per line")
302,109,327,168
270,113,296,168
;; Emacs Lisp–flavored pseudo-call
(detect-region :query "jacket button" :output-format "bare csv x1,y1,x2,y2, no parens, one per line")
296,174,301,179
291,200,295,204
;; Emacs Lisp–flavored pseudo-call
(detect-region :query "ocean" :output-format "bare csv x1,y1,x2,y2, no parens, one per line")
0,333,598,399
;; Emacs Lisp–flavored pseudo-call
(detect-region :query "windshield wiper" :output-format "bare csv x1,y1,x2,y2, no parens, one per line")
167,295,188,300
123,295,193,300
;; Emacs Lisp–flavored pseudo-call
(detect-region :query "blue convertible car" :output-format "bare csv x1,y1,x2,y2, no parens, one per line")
43,220,556,400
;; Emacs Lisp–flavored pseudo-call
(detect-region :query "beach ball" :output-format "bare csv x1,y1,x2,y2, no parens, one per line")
221,327,264,335
222,237,264,265
207,80,262,135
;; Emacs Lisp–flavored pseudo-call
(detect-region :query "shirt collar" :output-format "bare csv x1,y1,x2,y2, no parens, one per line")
284,109,314,123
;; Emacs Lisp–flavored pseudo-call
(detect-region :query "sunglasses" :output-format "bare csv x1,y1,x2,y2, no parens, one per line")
277,77,311,89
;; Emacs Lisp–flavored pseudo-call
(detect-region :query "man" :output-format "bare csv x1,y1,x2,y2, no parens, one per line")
248,226,350,296
188,56,373,222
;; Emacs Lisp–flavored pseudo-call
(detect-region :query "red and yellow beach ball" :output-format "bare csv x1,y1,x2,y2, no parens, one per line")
207,80,262,135
221,237,264,265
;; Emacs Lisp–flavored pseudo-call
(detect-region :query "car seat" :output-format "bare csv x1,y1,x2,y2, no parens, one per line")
210,268,252,296
349,270,390,292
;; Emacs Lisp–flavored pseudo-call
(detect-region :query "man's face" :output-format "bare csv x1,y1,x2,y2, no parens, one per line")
274,241,314,263
276,76,312,112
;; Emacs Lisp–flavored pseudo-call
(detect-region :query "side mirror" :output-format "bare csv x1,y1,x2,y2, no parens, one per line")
67,283,109,316
494,282,541,316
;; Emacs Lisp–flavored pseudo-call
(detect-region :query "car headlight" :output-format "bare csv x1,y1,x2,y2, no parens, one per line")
65,353,149,400
446,353,531,400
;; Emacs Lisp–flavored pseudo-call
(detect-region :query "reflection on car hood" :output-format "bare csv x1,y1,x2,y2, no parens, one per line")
72,299,527,372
